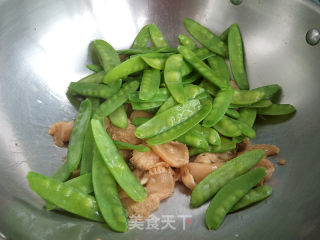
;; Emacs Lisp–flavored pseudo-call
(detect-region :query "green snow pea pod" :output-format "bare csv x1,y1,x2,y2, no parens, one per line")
181,60,194,77
132,24,151,48
228,24,249,90
199,80,219,96
182,84,205,99
164,54,185,103
80,98,100,175
156,84,204,114
139,69,161,100
87,64,103,72
114,141,150,152
177,130,209,150
178,45,227,89
181,84,205,98
182,72,201,85
232,107,257,143
92,148,128,232
214,115,242,137
238,108,257,127
207,55,230,84
141,53,170,70
229,185,272,212
232,89,265,105
211,137,236,152
130,88,169,103
257,104,296,115
253,84,281,99
118,47,176,55
52,162,70,182
226,109,240,119
249,99,273,108
205,167,266,230
147,103,212,145
178,34,198,50
93,40,120,72
156,97,177,114
193,124,221,146
149,23,170,48
27,172,103,222
104,57,147,84
109,105,128,129
67,99,92,173
230,118,256,138
184,18,228,57
78,71,105,84
64,173,93,194
131,101,162,110
196,91,211,100
132,117,151,126
189,137,236,156
219,26,229,42
94,40,122,90
46,173,94,210
135,99,201,139
94,80,140,118
68,82,118,99
203,87,234,127
191,149,265,207
229,100,272,109
91,119,147,202
194,47,215,60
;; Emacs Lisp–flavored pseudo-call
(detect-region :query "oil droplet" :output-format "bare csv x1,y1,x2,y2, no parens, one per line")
306,28,320,46
230,0,243,5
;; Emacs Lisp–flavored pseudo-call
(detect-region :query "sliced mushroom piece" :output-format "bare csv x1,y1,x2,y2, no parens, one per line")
105,118,142,145
151,141,189,168
121,194,160,220
48,120,74,147
130,149,161,170
248,144,280,156
180,165,196,190
187,162,220,183
145,165,175,200
254,157,275,184
194,152,234,164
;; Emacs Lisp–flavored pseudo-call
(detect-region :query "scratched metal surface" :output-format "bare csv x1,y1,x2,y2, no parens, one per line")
0,0,319,239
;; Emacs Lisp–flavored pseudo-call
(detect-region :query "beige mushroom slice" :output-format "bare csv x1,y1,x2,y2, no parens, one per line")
194,152,234,164
150,141,189,168
187,162,220,183
181,162,224,190
254,157,275,184
237,138,280,157
145,164,175,200
121,194,160,220
105,118,142,145
48,120,74,147
129,110,154,120
130,149,161,170
172,168,181,182
180,165,196,190
248,144,280,156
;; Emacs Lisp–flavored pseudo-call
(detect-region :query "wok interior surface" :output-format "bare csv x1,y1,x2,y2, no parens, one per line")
0,0,319,239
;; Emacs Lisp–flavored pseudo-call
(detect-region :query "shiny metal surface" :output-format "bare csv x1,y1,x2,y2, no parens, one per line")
0,0,319,239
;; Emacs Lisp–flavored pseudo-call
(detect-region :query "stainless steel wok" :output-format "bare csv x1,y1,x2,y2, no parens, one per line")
0,0,319,239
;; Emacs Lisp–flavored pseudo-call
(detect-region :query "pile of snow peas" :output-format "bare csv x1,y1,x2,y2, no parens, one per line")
27,18,296,232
